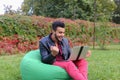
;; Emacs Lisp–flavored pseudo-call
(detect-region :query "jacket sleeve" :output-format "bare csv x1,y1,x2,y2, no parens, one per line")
39,41,56,64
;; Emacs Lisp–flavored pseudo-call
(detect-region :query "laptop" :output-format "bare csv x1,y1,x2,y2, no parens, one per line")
68,46,89,61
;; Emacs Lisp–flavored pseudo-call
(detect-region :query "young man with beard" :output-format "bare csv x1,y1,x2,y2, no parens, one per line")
39,21,91,80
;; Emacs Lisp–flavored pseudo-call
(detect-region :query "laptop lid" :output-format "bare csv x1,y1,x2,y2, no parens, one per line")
68,46,89,61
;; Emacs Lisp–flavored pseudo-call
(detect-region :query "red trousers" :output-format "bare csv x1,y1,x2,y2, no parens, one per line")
53,59,88,80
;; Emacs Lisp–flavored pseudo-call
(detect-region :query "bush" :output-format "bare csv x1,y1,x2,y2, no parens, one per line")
0,14,120,54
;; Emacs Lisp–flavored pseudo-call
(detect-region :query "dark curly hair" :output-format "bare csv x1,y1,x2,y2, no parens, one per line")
52,21,65,31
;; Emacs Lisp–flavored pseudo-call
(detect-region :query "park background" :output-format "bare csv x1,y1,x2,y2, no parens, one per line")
0,0,120,80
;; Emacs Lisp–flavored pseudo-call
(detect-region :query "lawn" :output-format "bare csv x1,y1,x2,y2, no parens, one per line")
87,50,120,80
0,46,120,80
0,53,24,80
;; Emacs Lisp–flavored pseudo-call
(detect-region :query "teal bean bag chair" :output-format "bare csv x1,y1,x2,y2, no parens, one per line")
20,49,72,80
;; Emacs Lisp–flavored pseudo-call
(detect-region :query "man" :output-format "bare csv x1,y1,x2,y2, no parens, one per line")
39,21,91,80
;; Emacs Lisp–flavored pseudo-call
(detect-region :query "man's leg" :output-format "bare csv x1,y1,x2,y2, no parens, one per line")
73,59,88,80
53,61,86,80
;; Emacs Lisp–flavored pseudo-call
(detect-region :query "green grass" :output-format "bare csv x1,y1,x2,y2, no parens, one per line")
87,50,120,80
0,47,120,80
90,44,120,50
0,54,24,80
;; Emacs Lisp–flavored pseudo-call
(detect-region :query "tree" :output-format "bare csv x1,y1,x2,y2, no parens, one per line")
21,0,117,21
112,0,120,24
4,5,23,15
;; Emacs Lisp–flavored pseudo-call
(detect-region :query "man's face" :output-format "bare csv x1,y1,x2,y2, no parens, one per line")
53,27,65,41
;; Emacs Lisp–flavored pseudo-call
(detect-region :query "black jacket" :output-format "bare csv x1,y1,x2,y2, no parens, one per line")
39,34,71,64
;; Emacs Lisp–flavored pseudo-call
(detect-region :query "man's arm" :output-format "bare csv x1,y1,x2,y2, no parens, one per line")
39,41,56,64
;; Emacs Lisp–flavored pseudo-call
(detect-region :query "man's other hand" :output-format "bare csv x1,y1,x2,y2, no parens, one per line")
86,50,91,58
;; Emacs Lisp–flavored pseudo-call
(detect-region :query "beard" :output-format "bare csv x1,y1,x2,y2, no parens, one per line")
55,33,60,42
55,33,63,42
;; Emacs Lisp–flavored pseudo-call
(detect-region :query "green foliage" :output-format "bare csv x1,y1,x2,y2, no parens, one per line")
110,27,120,39
112,0,120,24
0,15,41,41
0,15,120,48
0,15,52,42
95,22,111,49
21,0,116,21
65,22,92,44
95,21,120,49
91,0,117,22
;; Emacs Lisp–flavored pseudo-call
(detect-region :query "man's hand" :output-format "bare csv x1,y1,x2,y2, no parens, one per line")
50,46,59,56
86,50,91,57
